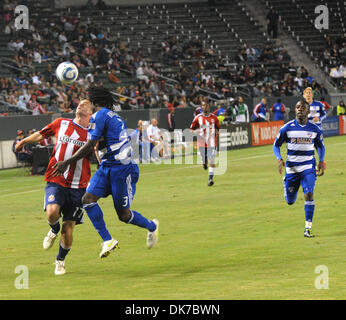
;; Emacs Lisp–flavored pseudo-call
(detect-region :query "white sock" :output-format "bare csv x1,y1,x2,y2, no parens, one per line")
305,221,312,229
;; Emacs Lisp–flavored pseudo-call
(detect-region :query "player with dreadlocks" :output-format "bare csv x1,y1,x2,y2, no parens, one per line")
52,86,159,258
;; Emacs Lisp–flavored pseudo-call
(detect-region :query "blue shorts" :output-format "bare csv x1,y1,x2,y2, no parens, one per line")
44,182,86,224
283,170,316,204
86,163,139,209
199,147,217,165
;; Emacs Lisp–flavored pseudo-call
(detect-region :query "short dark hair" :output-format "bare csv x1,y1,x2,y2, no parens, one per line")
88,86,116,109
296,98,309,108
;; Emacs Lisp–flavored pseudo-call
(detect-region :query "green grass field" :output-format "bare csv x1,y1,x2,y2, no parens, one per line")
1,135,345,300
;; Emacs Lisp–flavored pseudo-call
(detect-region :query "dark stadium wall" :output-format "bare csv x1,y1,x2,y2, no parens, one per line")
55,0,206,8
0,109,195,142
0,115,52,141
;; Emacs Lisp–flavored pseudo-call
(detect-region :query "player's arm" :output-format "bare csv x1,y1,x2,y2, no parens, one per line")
14,131,44,152
319,103,327,122
94,141,101,165
51,139,97,176
315,131,326,177
273,128,286,174
190,117,200,134
215,115,220,136
52,113,104,176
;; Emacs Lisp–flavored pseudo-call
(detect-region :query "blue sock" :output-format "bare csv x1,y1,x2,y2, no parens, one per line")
305,200,315,223
128,210,156,232
84,203,112,241
56,242,70,261
49,220,60,234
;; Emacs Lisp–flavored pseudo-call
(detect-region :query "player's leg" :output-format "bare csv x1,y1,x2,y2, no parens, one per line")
283,174,300,205
54,220,75,275
207,147,217,186
54,188,85,274
301,171,317,238
43,183,65,250
82,167,118,257
199,147,208,170
111,165,159,248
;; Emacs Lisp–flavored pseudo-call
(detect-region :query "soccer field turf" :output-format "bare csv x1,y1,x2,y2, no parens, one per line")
0,135,345,300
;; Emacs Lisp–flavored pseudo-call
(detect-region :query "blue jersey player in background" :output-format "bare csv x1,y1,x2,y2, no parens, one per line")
52,86,159,258
273,99,325,238
303,87,326,128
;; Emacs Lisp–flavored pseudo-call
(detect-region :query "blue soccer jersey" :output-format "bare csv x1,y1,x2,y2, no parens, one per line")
308,100,326,126
88,107,132,165
273,119,325,175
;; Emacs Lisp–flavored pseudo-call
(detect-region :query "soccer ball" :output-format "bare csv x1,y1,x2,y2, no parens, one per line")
56,62,79,84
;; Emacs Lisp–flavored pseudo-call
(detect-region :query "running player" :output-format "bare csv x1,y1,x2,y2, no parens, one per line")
51,86,159,259
190,100,220,186
303,87,326,128
273,99,325,238
14,99,93,274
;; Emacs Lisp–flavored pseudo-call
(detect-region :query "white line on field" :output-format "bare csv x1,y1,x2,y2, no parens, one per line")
0,188,42,197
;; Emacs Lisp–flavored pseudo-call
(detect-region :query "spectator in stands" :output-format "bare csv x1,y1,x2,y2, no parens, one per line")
108,69,120,84
15,73,27,87
271,98,286,121
12,130,33,164
252,98,268,122
16,91,30,112
28,95,46,115
337,100,345,115
136,64,149,84
330,66,344,86
246,44,258,62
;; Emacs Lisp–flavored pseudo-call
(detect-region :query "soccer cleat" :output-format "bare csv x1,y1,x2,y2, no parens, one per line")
304,228,315,238
147,219,159,249
54,260,66,275
99,238,119,258
208,179,214,186
43,230,58,250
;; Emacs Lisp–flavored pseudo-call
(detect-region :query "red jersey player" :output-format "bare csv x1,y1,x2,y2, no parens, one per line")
190,101,220,186
15,99,93,275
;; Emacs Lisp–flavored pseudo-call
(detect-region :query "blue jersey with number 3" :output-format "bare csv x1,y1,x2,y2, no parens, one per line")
88,107,132,165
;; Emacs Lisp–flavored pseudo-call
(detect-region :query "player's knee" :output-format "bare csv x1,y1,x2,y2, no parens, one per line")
82,193,97,205
61,221,74,235
46,204,60,221
304,192,314,201
116,208,131,223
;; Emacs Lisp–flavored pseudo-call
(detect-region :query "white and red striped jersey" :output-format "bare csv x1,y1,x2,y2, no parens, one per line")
39,118,91,189
190,113,220,148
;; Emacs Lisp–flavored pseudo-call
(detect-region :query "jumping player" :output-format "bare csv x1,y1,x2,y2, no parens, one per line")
15,99,93,274
273,99,325,237
51,86,159,259
303,87,326,128
190,100,220,186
